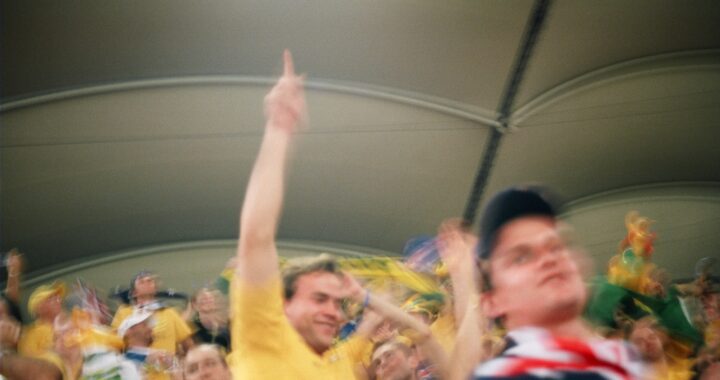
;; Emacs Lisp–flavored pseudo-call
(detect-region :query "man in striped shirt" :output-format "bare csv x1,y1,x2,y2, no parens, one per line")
472,187,646,379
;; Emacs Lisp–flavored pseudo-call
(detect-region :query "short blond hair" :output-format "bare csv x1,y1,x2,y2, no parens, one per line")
282,253,342,300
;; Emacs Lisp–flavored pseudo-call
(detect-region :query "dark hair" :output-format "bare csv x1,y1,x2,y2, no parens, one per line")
282,254,343,300
478,186,558,260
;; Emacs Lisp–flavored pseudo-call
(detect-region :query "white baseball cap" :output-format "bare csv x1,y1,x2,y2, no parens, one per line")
117,310,154,338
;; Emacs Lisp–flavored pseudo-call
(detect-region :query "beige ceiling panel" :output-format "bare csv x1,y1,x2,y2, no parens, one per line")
1,0,530,111
517,0,720,107
562,184,720,279
487,65,720,199
2,86,488,272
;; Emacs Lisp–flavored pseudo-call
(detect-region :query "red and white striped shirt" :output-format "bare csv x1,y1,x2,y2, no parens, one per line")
473,327,646,379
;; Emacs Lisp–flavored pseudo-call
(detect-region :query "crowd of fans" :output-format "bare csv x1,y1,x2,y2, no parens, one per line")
0,51,718,380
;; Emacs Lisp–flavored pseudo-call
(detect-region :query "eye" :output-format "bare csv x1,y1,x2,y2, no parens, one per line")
511,248,532,265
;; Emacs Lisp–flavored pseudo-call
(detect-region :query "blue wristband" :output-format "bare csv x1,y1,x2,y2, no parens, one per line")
363,291,370,309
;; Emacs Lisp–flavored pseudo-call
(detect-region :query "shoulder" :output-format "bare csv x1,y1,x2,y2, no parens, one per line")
21,321,52,335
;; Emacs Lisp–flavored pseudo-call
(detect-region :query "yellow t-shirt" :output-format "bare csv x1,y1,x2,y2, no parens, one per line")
18,320,54,357
112,305,192,354
430,311,456,355
228,275,367,379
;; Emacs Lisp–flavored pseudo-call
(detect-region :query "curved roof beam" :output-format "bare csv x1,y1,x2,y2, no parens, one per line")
0,76,501,129
21,239,389,287
512,49,720,126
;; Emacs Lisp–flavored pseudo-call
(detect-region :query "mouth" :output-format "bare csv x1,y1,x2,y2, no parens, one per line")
540,271,567,286
315,321,337,335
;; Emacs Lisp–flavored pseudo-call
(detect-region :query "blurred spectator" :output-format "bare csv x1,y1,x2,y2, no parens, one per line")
629,317,693,380
183,344,231,380
371,338,420,380
186,288,229,350
111,272,193,358
1,249,24,324
18,282,66,357
471,187,645,379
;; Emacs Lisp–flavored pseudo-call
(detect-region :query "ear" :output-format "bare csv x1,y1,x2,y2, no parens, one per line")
480,292,503,319
283,297,298,318
283,298,291,312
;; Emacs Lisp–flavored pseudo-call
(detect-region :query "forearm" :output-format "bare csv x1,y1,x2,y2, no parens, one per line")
362,291,449,378
236,51,304,284
0,353,62,380
362,291,430,339
240,127,292,245
416,335,449,380
5,250,22,303
448,300,488,380
449,263,477,326
5,275,20,303
236,122,293,282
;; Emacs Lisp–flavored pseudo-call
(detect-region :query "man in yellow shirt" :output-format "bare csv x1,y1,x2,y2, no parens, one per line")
229,51,447,380
111,272,193,356
18,282,66,357
228,50,365,379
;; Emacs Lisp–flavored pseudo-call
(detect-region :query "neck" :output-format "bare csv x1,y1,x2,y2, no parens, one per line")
310,343,329,356
134,296,155,305
512,318,595,339
548,320,595,339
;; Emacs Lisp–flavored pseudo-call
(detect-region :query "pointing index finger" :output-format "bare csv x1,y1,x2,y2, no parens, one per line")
283,49,295,76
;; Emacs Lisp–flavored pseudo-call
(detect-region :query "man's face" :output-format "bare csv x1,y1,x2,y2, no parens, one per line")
483,216,587,328
184,346,231,380
284,271,345,354
37,293,63,319
133,275,157,299
372,342,417,380
195,290,217,314
630,324,665,362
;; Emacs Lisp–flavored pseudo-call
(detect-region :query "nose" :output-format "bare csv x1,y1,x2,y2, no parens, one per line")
536,246,562,269
319,299,342,322
199,366,215,380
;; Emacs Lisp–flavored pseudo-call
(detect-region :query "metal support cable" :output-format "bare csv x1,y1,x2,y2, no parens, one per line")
461,0,552,227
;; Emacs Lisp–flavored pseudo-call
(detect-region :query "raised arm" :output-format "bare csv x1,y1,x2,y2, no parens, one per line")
5,249,22,303
436,219,477,329
0,353,63,380
236,50,306,284
437,221,491,380
343,274,449,379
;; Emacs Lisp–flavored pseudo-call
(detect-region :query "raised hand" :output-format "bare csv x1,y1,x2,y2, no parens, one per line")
264,49,307,131
341,272,366,303
0,319,20,350
436,219,477,275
